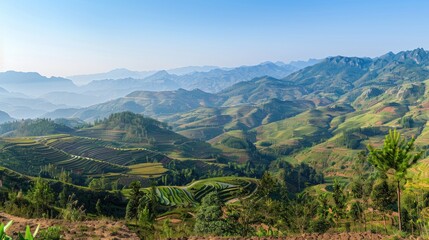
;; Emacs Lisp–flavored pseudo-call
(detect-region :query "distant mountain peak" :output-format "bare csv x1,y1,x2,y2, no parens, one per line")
325,56,372,67
151,70,173,77
259,61,278,66
394,48,429,64
107,68,134,73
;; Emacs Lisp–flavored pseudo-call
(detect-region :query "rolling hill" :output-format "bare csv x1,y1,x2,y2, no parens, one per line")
163,98,315,141
44,88,226,121
0,110,13,124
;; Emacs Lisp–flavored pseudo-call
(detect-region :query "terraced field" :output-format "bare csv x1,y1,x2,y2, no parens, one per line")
56,155,127,174
125,177,258,207
408,158,429,189
128,163,168,177
0,135,174,178
0,138,75,175
43,135,171,166
75,128,126,142
153,187,195,206
187,177,258,202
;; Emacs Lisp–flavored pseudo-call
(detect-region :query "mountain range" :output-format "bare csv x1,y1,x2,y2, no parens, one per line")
43,49,429,120
0,60,317,119
37,48,429,170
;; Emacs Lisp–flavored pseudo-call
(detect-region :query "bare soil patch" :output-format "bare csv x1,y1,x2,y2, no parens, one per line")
0,212,139,240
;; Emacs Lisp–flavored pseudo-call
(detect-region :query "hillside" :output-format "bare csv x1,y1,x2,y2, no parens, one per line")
163,99,315,141
0,110,13,124
0,119,74,137
45,88,226,121
75,112,222,160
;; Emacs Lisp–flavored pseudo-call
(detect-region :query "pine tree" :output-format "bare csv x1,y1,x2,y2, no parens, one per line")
368,129,423,231
28,177,54,216
125,181,142,221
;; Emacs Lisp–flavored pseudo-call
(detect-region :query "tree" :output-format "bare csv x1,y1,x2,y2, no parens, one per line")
367,129,423,231
349,201,363,230
332,178,346,227
125,181,142,221
28,177,54,216
148,183,158,220
58,186,67,208
350,151,373,231
194,191,229,236
371,179,393,233
137,202,151,226
88,178,102,190
314,193,332,233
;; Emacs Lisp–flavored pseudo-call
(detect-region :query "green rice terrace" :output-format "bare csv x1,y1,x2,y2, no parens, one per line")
123,177,258,207
0,132,227,187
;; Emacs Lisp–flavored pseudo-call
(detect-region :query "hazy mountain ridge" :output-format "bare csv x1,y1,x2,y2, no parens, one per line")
0,61,314,117
77,61,304,97
43,88,226,121
0,110,13,124
0,71,78,96
43,49,429,123
68,65,220,85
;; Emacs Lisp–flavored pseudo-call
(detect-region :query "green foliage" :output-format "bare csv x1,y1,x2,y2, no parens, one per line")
161,219,173,239
18,225,40,240
27,178,54,216
349,201,364,223
368,129,423,231
0,221,40,240
194,191,229,236
0,119,73,137
125,181,142,221
400,116,414,128
96,111,169,143
371,179,394,212
0,221,13,240
368,129,422,181
220,136,249,149
37,226,62,240
310,218,331,233
61,193,86,222
95,199,102,216
332,178,347,224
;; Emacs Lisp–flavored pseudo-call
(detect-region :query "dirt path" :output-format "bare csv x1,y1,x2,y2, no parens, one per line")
0,212,139,240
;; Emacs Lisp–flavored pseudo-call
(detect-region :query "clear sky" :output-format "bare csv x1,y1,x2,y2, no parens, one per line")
1,0,428,77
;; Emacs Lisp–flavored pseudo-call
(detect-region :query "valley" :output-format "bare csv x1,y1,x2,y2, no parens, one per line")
1,49,429,239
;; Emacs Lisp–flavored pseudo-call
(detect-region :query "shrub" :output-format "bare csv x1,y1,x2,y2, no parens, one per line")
37,226,62,240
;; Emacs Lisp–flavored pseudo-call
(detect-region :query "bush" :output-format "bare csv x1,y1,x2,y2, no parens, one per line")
259,141,272,147
310,218,331,233
38,226,62,240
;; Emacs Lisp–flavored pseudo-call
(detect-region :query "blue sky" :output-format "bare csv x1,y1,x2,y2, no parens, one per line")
1,0,428,76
